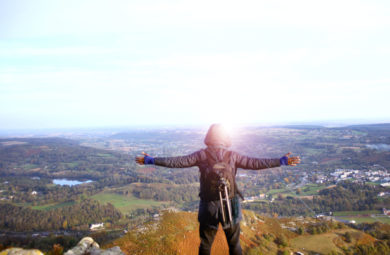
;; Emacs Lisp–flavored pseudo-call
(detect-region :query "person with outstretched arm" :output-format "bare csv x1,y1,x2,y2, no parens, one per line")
135,124,300,255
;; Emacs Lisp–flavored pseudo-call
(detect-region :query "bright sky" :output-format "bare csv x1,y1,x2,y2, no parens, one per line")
1,0,389,130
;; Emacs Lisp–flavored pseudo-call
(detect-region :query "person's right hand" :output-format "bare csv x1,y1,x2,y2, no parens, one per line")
135,152,155,165
135,152,147,165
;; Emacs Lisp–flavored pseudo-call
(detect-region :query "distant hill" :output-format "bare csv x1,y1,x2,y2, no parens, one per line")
276,125,325,130
339,123,390,143
344,123,390,132
110,130,204,144
277,123,390,131
346,123,390,128
104,210,389,255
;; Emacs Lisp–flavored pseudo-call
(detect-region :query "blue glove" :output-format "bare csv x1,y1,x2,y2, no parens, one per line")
280,156,288,166
144,155,155,164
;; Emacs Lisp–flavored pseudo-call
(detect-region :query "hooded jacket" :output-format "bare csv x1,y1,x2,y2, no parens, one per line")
153,124,281,228
154,124,281,197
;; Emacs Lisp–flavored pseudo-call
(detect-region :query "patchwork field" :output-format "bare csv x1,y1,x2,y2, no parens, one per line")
31,200,75,211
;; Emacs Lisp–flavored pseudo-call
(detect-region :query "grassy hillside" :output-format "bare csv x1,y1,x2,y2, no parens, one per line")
104,210,387,255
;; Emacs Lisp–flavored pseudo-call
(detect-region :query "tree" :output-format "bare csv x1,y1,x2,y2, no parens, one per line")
48,244,63,255
62,220,68,229
345,231,352,243
274,235,288,247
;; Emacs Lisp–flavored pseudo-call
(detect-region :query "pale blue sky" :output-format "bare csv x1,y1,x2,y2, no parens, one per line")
1,0,389,130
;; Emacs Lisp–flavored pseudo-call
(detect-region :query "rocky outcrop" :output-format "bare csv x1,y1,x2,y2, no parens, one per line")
0,237,124,255
0,248,43,255
64,237,125,255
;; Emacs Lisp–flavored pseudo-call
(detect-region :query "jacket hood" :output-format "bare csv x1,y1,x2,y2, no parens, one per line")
204,124,232,148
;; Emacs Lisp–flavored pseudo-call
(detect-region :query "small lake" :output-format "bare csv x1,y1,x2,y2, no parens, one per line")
53,179,93,186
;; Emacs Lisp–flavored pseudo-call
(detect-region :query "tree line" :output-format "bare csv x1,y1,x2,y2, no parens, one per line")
243,182,390,217
0,199,122,231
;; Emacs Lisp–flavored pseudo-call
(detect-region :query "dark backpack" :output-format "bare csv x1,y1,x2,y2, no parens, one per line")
200,149,242,201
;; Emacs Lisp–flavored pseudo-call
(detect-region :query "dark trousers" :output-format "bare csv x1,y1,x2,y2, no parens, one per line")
198,223,242,255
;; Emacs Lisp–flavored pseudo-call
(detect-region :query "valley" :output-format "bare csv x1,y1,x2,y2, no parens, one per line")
1,123,390,253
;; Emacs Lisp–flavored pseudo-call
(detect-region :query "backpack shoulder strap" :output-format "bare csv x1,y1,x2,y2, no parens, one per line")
199,149,208,161
205,148,218,163
223,150,231,163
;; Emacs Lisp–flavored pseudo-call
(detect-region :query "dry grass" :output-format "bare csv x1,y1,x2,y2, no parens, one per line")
108,211,241,255
291,232,343,254
291,229,376,254
106,210,378,255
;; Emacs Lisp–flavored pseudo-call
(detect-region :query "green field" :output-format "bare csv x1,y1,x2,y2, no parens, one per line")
291,232,343,254
303,148,324,156
62,162,79,168
266,188,288,195
91,191,165,214
333,210,381,216
32,200,75,211
299,184,327,195
366,181,381,186
97,153,115,158
333,210,390,224
336,215,390,224
23,163,39,169
267,183,327,197
290,229,365,254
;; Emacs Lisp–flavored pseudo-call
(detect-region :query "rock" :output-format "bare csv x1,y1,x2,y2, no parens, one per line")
89,246,125,255
65,237,99,255
64,237,124,255
0,248,44,255
0,237,123,255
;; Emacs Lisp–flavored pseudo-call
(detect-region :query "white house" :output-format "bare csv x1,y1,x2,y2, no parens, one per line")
383,208,390,216
90,223,104,230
